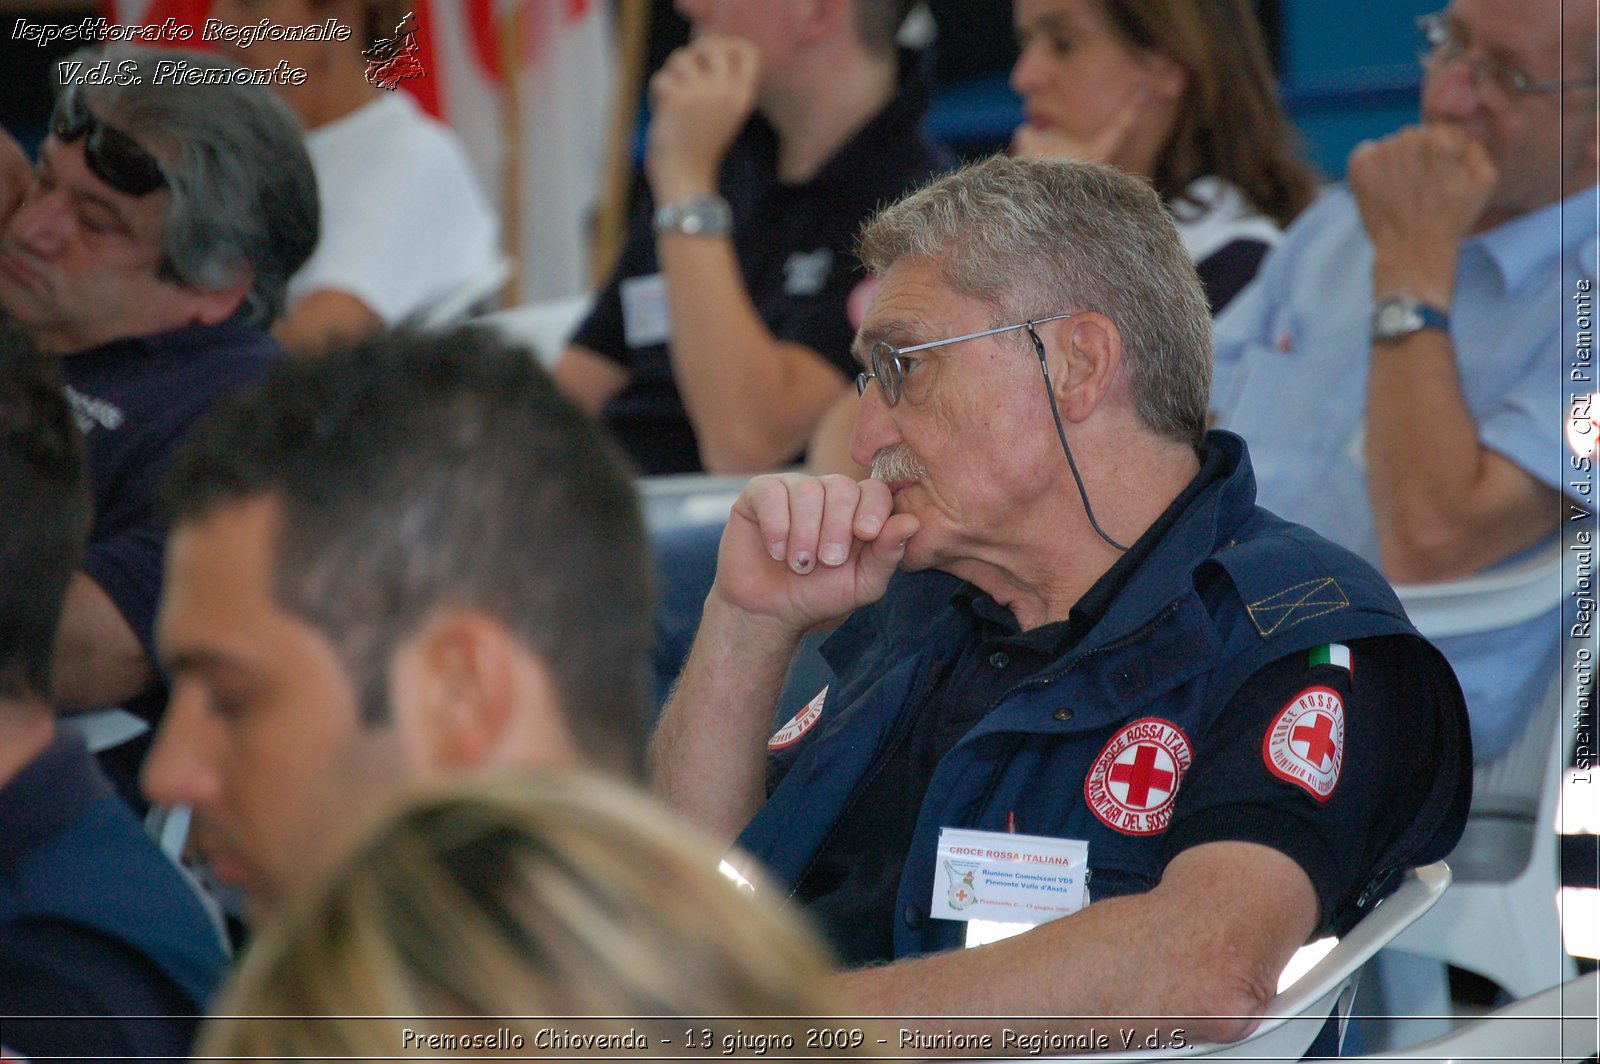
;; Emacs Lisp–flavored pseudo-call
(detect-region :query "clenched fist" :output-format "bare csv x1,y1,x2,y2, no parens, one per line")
645,36,762,205
1349,124,1497,301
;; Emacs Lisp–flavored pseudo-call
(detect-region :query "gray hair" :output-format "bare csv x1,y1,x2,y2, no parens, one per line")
858,155,1212,446
69,46,318,329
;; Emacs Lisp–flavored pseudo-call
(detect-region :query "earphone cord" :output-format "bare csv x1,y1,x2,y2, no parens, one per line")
1027,324,1129,553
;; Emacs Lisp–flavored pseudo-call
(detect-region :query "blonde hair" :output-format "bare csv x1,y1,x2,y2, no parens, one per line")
197,774,851,1057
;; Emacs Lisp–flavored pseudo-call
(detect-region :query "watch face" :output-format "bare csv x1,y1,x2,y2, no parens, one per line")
1375,299,1422,338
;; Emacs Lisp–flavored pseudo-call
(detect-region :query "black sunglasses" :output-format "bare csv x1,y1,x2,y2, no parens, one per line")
50,86,166,197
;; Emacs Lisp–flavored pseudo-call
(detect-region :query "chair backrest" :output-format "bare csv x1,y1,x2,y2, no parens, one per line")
637,472,752,533
416,257,512,330
1376,970,1599,1062
1392,536,1576,875
1034,862,1453,1063
477,293,594,368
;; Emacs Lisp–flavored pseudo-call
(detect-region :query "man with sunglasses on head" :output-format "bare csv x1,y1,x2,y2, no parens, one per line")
652,155,1471,1051
0,45,317,801
1211,0,1597,766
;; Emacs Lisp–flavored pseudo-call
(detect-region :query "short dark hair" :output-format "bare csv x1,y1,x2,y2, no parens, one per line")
0,324,90,701
164,328,655,777
71,46,319,328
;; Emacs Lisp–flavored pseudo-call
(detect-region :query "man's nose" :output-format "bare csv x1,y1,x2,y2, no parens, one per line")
5,187,73,258
141,689,224,811
1422,52,1484,121
850,381,901,471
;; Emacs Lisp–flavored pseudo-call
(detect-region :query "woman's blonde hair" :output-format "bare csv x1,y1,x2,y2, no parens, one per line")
197,774,849,1057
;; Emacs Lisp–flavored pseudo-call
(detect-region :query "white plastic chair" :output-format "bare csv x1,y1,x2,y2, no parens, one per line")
979,862,1451,1064
60,707,148,753
637,472,753,533
477,292,594,368
1373,970,1599,1063
415,257,512,330
1388,537,1579,999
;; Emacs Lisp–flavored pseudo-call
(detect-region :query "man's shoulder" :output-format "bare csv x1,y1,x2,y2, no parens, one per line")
0,763,227,1010
1195,506,1417,691
1269,184,1364,267
1211,505,1406,624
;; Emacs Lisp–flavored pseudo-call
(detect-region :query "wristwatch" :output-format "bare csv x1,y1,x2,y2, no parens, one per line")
1371,296,1450,344
652,194,732,237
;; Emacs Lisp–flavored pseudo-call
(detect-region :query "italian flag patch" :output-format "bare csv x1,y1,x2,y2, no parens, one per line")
1309,643,1352,675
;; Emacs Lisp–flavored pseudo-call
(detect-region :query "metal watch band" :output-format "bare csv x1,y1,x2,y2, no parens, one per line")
652,194,732,237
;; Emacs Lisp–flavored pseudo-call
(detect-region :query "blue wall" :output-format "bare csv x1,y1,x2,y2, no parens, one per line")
922,0,1441,180
1280,0,1434,177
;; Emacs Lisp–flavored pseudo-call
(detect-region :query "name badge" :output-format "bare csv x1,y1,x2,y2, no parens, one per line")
929,826,1089,948
621,273,670,348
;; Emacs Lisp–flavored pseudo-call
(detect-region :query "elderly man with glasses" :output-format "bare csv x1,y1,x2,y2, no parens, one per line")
0,46,317,801
1211,0,1598,767
653,154,1471,1050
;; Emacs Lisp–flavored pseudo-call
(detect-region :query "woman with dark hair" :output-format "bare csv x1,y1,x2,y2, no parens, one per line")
805,0,1316,476
1010,0,1318,313
208,0,501,355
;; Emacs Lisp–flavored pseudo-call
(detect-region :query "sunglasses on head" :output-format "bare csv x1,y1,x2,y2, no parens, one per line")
50,86,166,197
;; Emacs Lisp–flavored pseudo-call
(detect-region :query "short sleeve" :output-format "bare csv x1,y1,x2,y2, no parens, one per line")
569,182,657,369
1195,239,1271,316
1162,635,1468,935
80,523,165,661
291,102,500,327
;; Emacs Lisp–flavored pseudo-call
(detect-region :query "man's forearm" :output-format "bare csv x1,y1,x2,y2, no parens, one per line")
828,843,1317,1052
650,593,803,842
52,573,155,712
1364,250,1558,579
657,232,846,471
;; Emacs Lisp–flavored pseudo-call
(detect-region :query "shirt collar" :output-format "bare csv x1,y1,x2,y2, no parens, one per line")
1467,182,1599,292
953,437,1234,651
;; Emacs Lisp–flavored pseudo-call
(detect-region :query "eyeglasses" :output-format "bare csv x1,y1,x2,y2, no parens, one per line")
1416,11,1595,100
49,85,166,196
855,313,1075,407
856,309,1130,552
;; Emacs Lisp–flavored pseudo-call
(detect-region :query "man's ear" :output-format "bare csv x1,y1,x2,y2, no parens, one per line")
182,262,254,327
391,613,517,771
1044,312,1122,424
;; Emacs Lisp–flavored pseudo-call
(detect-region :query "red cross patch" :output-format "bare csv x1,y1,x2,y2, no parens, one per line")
1263,685,1345,801
1084,718,1194,836
767,686,827,750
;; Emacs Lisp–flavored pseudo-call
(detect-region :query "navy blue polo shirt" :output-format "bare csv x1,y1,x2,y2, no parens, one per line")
571,51,953,475
794,447,1430,966
64,322,281,800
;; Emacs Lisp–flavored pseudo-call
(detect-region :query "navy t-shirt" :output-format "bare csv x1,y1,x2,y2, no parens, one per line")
63,323,282,796
571,51,953,475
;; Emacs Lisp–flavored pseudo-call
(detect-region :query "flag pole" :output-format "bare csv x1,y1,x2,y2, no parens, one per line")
590,0,651,288
497,0,525,303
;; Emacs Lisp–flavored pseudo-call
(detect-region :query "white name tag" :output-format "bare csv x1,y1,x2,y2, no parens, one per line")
930,826,1089,947
621,273,670,348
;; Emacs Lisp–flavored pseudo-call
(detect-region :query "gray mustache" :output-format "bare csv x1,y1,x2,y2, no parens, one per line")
871,445,928,483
